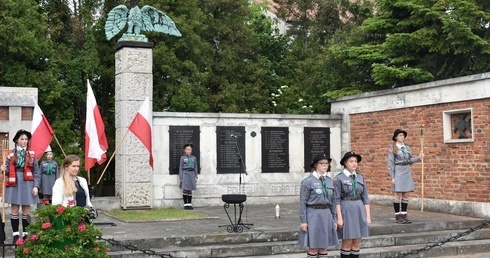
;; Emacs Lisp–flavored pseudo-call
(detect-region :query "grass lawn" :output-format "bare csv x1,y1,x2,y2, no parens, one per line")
105,207,211,222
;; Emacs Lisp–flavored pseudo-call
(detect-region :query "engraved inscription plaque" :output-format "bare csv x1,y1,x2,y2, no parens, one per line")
261,127,289,173
304,127,330,172
217,126,246,174
169,126,200,175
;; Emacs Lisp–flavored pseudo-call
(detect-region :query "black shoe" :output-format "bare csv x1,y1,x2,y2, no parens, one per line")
188,206,194,210
22,234,28,241
184,206,189,210
12,235,19,245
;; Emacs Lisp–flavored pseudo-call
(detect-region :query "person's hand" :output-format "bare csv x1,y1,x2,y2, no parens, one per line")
0,164,5,172
301,223,308,232
420,152,424,159
367,217,372,227
337,218,343,229
180,179,183,183
32,187,39,197
391,178,395,186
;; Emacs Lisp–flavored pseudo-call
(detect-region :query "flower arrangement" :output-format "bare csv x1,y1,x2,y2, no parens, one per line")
16,201,107,257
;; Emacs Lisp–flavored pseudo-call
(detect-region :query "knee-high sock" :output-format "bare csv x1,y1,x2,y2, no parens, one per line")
350,249,360,258
401,199,409,214
183,194,188,204
188,194,192,205
10,214,19,234
317,252,328,258
393,200,401,214
340,249,351,258
22,214,29,233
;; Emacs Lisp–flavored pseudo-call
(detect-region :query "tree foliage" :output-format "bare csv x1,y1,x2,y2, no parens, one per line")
338,0,490,88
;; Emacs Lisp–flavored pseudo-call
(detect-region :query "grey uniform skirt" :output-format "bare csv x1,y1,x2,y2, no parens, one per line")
180,170,197,190
5,172,40,205
392,164,415,192
298,207,339,248
40,174,57,195
337,200,369,239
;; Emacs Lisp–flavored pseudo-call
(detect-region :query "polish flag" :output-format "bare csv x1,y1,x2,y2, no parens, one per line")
85,80,108,170
128,97,153,169
30,101,54,160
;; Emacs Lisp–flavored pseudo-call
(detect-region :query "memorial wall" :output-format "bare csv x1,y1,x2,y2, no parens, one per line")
152,113,342,207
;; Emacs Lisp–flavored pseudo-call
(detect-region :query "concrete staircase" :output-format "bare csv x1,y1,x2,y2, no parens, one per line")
107,219,490,258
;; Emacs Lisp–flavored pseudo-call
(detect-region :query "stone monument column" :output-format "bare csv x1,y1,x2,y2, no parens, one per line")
114,41,154,209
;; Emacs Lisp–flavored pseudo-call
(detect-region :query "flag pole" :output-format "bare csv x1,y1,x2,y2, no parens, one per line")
53,134,66,157
96,127,131,186
1,134,8,243
420,125,425,212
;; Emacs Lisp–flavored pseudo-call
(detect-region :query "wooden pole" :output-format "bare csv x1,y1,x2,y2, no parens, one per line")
420,125,425,212
53,134,66,157
96,128,131,186
2,134,8,223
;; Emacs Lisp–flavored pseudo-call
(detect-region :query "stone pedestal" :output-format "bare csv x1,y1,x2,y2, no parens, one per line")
114,41,154,209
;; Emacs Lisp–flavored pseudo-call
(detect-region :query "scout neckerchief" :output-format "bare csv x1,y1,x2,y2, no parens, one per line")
16,148,26,169
187,155,193,168
343,169,358,198
397,142,409,160
46,161,53,175
314,171,329,199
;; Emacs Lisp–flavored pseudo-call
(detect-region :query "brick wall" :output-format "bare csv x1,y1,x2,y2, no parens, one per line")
350,99,490,202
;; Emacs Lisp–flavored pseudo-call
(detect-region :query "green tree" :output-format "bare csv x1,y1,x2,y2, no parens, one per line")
0,0,56,93
340,0,490,88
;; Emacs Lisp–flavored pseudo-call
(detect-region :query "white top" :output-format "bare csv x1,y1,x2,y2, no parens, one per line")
52,176,93,207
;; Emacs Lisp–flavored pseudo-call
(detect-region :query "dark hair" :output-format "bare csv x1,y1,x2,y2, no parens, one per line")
183,143,193,149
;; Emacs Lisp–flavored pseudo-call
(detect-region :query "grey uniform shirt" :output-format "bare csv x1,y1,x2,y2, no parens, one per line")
299,172,337,224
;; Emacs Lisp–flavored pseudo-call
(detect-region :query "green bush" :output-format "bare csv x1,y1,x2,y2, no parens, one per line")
16,204,107,257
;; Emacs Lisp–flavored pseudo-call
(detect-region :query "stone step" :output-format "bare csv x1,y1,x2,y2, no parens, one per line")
104,219,490,252
107,238,490,258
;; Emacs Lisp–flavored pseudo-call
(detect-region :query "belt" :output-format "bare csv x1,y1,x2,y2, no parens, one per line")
341,197,361,201
395,162,409,166
306,204,330,209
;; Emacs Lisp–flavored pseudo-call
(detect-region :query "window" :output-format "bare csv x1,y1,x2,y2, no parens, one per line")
443,108,473,143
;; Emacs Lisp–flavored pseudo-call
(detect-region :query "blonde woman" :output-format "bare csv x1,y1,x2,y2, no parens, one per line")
52,155,92,208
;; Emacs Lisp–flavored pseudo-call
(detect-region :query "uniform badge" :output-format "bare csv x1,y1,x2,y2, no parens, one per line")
315,188,322,195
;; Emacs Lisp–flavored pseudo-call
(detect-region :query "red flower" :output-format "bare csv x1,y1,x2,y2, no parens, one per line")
30,234,39,241
56,206,66,213
94,247,100,252
67,200,76,206
78,223,86,231
16,238,25,245
23,248,29,254
41,222,52,229
42,200,50,205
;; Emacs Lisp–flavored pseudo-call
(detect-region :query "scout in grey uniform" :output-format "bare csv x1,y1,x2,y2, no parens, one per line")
0,129,41,244
298,153,338,258
387,129,424,224
179,143,198,210
334,151,370,258
39,150,59,204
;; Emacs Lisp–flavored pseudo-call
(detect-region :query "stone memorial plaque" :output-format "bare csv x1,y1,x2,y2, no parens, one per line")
216,126,246,174
261,127,289,173
303,127,330,172
169,126,200,175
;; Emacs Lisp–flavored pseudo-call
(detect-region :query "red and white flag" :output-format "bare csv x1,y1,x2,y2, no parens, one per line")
85,80,108,170
30,101,54,160
128,97,153,169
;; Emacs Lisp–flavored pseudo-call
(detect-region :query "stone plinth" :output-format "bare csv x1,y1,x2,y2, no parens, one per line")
114,42,154,209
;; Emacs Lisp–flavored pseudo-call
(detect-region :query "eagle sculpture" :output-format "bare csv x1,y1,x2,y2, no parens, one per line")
105,0,181,42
